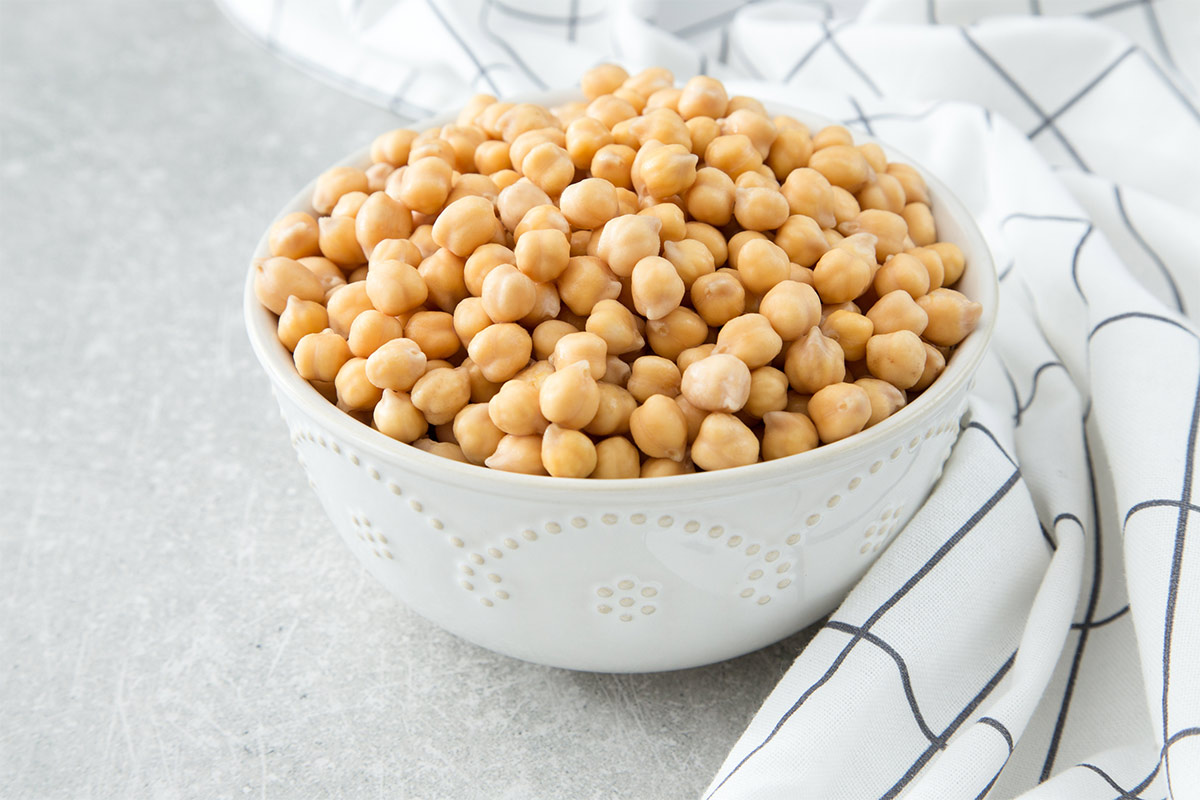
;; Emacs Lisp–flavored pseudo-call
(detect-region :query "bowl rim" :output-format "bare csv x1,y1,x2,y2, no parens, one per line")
244,89,998,495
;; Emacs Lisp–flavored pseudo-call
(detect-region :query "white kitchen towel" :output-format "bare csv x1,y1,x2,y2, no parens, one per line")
216,1,1200,797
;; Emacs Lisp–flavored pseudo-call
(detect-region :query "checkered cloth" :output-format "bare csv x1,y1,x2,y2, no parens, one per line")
218,1,1200,796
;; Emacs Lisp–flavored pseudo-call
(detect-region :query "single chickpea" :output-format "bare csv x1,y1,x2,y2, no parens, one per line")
439,124,486,172
905,247,946,291
840,209,907,261
430,195,497,258
298,256,347,295
766,128,814,180
713,313,783,369
831,186,861,225
485,434,547,475
488,379,548,435
874,252,931,299
369,238,421,268
550,331,609,380
726,231,768,269
496,103,558,142
735,169,778,190
532,319,578,361
496,177,551,232
461,358,503,403
867,289,929,336
759,280,821,340
541,424,598,478
911,343,946,391
684,221,728,267
413,439,469,463
586,94,638,130
733,187,790,231
520,142,574,197
645,306,707,361
819,309,874,362
686,116,720,157
927,242,966,286
637,202,686,243
269,212,321,260
627,356,682,403
886,162,930,205
518,280,561,328
591,143,637,190
325,281,374,337
479,262,536,323
790,263,816,285
409,138,456,166
418,248,468,312
622,66,674,96
371,129,417,166
858,142,887,174
855,377,907,427
744,366,789,418
585,299,644,355
632,142,698,199
559,178,619,230
277,297,329,352
629,108,691,149
410,367,471,425
629,394,689,461
809,145,870,193
346,265,369,284
365,259,427,316
780,167,836,228
452,297,494,347
294,329,352,383
581,63,630,100
630,256,685,321
645,87,683,112
539,360,600,429
474,139,513,175
466,323,534,383
353,192,413,260
678,75,728,120
347,309,404,358
514,228,570,282
398,156,453,216
601,355,632,387
365,162,395,193
761,411,819,460
457,94,497,127
786,392,810,414
565,116,613,170
463,243,516,296
662,238,716,290
591,436,641,479
917,288,982,346
557,255,622,316
683,167,736,227
857,174,906,214
735,238,790,295
364,337,426,392
680,353,752,413
490,168,521,191
865,330,926,389
452,403,505,465
785,327,846,394
677,344,716,374
254,256,326,315
335,357,384,411
405,310,460,360
705,134,763,178
508,128,565,171
812,247,873,305
689,270,743,327
317,215,366,267
811,125,853,150
372,389,428,442
691,413,759,470
642,458,694,477
719,108,777,158
808,382,871,443
312,166,369,215
570,230,592,257
585,383,637,436
594,214,661,277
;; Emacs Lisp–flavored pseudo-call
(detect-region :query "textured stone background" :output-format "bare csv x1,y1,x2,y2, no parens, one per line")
0,2,817,797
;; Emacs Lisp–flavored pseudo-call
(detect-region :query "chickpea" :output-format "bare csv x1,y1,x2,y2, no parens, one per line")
591,436,640,479
912,343,946,391
488,379,548,436
645,87,682,112
830,186,861,225
680,353,751,413
683,167,736,227
628,256,684,321
417,248,468,312
627,356,682,403
530,319,576,361
785,327,846,394
769,215,825,268
276,297,329,352
594,214,661,278
858,174,906,214
495,103,558,142
559,178,619,230
808,382,871,443
677,343,716,374
364,337,426,392
855,377,907,427
630,394,689,460
298,256,347,295
312,166,369,215
886,162,930,205
678,75,728,119
557,255,622,316
766,127,814,180
472,139,511,175
465,322,533,384
759,280,821,341
489,169,521,192
735,238,790,295
808,145,870,193
428,195,496,258
365,388,427,443
858,142,887,174
867,289,929,336
345,309,402,358
436,124,484,173
591,144,637,190
495,177,551,232
335,357,383,411
686,116,720,157
810,125,852,151
485,434,547,475
780,167,836,228
409,367,471,425
539,360,600,429
397,156,453,216
839,209,907,261
325,281,374,337
735,169,778,191
294,329,352,383
317,215,366,266
865,330,926,389
632,142,698,199
269,212,321,260
581,299,643,355
691,413,759,471
254,256,326,315
521,279,563,327
581,63,630,100
370,129,417,166
641,458,694,477
516,142,572,197
549,331,607,380
586,93,637,129
365,162,395,193
409,138,456,166
731,187,789,232
364,259,426,316
720,108,777,159
917,288,982,346
786,392,810,414
346,265,369,284
705,134,762,178
477,262,535,323
513,228,570,283
629,108,691,149
451,403,505,464
508,128,568,170
585,383,637,436
601,355,631,387
685,221,728,267
352,192,411,260
743,366,789,418
725,231,767,270
659,238,714,290
812,247,873,305
413,439,469,463
905,247,946,291
369,238,421,268
873,252,931,299
710,314,781,371
463,243,515,296
638,202,686,244
928,242,966,286
819,309,874,362
646,306,707,361
452,297,494,347
405,310,459,360
761,411,819,460
569,230,592,257
538,424,597,478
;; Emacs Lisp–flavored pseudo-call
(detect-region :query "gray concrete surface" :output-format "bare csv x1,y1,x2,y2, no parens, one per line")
0,1,817,797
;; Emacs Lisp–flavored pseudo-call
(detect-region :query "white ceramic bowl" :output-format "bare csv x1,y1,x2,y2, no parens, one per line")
245,90,997,673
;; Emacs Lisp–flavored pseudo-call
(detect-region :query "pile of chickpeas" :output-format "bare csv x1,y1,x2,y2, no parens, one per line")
255,65,982,478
